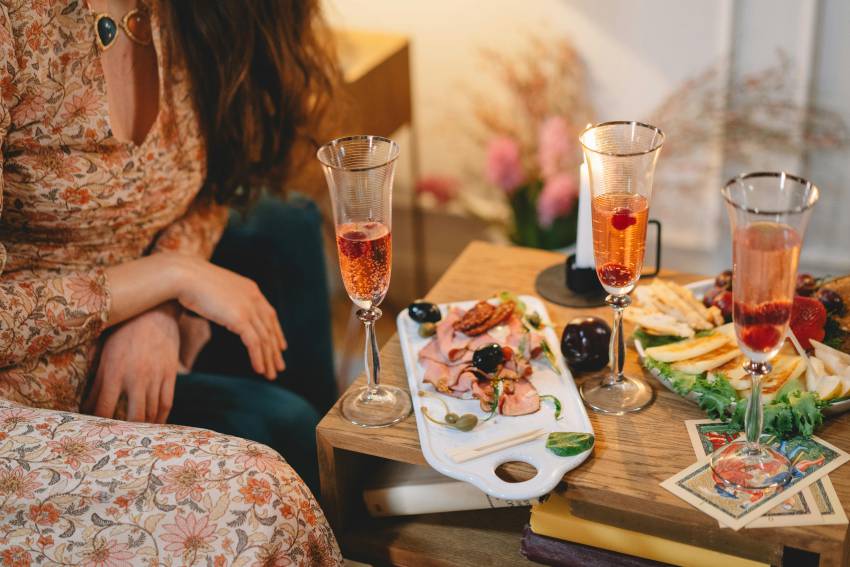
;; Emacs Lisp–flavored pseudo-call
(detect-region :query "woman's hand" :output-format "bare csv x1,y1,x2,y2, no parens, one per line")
84,303,181,423
174,256,286,379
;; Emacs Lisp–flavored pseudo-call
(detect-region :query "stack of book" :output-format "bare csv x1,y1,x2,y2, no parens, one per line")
363,461,767,566
522,491,768,567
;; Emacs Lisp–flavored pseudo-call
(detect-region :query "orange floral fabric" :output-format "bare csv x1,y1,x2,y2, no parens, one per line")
0,398,343,565
0,0,227,410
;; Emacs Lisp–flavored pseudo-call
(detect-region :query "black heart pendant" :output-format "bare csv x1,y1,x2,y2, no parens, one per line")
95,14,118,50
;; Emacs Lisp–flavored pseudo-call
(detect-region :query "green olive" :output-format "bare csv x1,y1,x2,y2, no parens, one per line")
527,312,542,328
418,322,437,338
445,412,459,424
453,414,478,432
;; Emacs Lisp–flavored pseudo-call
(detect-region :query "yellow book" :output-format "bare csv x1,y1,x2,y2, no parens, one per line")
530,492,768,567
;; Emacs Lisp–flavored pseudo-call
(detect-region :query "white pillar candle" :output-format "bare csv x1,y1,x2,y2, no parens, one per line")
574,161,595,268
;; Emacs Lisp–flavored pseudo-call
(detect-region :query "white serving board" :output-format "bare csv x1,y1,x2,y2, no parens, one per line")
397,295,593,501
635,279,850,417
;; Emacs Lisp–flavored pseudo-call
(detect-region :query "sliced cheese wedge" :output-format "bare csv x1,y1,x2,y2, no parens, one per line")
762,356,806,395
671,343,742,374
710,355,749,390
644,333,729,363
815,374,843,402
713,322,736,341
625,307,694,338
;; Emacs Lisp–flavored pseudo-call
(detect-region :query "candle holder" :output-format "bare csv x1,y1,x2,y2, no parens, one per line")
535,221,662,308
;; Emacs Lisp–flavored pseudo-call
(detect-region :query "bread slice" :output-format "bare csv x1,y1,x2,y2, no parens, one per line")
672,342,741,374
645,333,729,363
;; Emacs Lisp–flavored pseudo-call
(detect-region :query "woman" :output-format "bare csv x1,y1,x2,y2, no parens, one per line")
0,0,341,562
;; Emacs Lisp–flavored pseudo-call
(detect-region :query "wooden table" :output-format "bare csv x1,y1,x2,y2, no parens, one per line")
317,241,850,566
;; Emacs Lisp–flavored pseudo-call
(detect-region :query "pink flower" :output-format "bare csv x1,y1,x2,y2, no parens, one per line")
160,460,210,502
235,445,284,474
0,467,42,500
537,115,574,178
537,173,579,228
80,538,135,567
161,512,217,556
47,436,99,470
0,407,40,430
66,274,106,314
415,175,459,205
485,136,524,193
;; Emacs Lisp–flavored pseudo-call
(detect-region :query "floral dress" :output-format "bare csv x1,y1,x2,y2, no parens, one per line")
0,1,342,563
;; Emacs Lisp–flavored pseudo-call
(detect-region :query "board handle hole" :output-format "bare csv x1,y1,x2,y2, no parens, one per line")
494,460,538,483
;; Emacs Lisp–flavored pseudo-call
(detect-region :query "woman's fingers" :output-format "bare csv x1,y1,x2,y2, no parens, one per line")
82,371,103,414
272,310,287,351
145,377,160,423
126,383,147,422
240,325,267,376
94,372,122,419
251,314,277,380
260,306,285,373
157,371,176,424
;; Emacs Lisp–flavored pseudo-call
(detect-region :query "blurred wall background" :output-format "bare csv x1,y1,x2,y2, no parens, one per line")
323,0,850,275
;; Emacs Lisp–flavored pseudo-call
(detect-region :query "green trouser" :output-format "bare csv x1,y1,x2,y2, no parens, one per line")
168,194,336,494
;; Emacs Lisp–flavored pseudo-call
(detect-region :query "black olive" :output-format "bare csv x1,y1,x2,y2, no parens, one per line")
796,273,818,297
472,343,504,373
408,301,442,323
561,317,611,372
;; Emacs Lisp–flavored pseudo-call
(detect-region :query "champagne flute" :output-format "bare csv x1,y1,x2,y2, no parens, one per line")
318,135,412,428
579,121,664,414
710,172,818,489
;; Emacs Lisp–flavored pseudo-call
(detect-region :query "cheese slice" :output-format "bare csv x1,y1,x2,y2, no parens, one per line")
644,333,729,363
671,343,742,374
710,355,749,390
761,356,806,403
807,357,826,393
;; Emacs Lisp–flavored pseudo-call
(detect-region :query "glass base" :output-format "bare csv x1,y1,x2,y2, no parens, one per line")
710,440,793,490
580,374,654,415
341,384,412,428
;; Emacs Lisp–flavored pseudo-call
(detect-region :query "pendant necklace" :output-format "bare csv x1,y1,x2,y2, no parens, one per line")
93,3,152,51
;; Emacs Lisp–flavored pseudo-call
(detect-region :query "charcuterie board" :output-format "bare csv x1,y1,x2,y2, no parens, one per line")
397,295,593,500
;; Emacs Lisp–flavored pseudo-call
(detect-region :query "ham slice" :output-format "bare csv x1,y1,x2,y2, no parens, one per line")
437,308,470,361
499,378,540,416
524,332,544,360
422,360,451,393
471,379,495,412
505,316,524,351
452,369,477,395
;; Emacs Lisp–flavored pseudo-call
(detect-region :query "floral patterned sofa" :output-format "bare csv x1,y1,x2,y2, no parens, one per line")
0,399,341,565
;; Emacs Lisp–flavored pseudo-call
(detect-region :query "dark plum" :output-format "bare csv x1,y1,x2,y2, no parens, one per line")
796,273,818,297
408,301,442,323
472,343,504,373
714,270,733,291
560,317,611,373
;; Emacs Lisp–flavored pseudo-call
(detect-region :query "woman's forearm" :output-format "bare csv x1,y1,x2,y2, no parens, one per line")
104,253,187,328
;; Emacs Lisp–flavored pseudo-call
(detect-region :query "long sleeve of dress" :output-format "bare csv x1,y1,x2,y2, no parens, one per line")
152,197,229,259
0,7,111,369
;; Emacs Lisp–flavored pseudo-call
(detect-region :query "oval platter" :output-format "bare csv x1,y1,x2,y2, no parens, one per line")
634,279,850,417
397,295,593,501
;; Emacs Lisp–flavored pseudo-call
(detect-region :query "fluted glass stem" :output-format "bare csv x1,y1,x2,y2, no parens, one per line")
358,307,382,396
744,361,770,452
604,294,630,386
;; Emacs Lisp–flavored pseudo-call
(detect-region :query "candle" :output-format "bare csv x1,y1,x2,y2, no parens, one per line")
574,162,594,268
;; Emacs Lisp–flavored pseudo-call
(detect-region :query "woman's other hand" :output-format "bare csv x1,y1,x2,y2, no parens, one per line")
175,257,286,379
84,303,181,423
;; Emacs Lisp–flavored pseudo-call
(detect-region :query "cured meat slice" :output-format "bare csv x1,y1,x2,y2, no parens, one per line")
498,378,540,416
452,369,477,395
422,360,451,392
437,308,470,361
471,379,495,412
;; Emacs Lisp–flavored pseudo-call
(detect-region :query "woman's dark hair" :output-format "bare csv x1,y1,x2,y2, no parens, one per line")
163,1,337,204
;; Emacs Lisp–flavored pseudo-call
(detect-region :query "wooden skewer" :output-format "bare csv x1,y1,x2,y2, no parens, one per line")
447,428,545,463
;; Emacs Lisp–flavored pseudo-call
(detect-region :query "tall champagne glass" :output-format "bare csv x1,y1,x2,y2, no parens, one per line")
318,135,412,428
579,121,664,414
710,172,818,489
